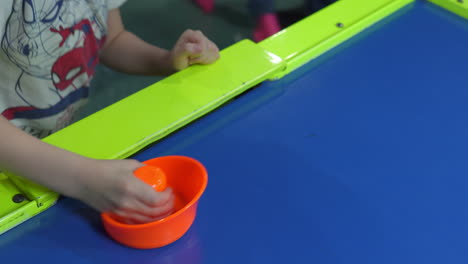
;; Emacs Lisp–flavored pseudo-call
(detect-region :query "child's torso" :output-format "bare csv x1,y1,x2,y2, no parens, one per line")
0,0,119,138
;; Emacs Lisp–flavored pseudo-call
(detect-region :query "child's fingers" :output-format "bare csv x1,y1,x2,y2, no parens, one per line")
119,159,145,175
189,53,217,65
209,41,220,60
188,40,208,63
179,30,217,59
176,30,204,56
189,41,219,65
145,194,175,218
172,29,219,70
128,166,171,206
180,29,206,44
111,210,158,224
182,43,203,58
136,185,173,208
112,192,174,223
121,194,174,218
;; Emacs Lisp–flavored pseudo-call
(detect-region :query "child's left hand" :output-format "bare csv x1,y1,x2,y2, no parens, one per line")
170,30,220,71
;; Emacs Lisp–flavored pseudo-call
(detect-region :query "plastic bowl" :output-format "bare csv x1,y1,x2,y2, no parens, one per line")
101,156,208,249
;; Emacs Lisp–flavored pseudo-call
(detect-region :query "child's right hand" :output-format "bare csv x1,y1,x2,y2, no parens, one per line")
0,116,172,224
73,159,174,224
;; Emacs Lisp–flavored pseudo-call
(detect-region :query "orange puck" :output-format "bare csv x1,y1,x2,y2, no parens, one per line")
134,165,167,191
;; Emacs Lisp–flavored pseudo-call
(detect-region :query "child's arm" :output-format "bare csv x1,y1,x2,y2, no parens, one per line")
0,116,173,223
100,9,220,76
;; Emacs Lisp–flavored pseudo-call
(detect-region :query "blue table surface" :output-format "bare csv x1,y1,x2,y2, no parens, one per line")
2,1,468,263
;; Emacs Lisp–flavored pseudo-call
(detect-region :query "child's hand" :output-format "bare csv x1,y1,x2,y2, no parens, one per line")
170,29,220,71
75,159,174,224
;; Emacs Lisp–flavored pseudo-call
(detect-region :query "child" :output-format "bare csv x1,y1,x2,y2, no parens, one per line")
194,0,337,42
0,0,220,224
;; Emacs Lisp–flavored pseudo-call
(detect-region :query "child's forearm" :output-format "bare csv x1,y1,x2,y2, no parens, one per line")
0,116,92,198
100,10,176,76
0,117,173,219
100,31,176,76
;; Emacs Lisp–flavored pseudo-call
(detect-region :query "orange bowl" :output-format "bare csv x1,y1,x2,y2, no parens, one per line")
101,156,208,249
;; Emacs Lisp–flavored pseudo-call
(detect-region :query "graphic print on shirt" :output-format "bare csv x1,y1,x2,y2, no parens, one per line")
1,0,107,131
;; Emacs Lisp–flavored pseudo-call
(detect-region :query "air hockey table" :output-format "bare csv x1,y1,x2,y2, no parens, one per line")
1,0,468,263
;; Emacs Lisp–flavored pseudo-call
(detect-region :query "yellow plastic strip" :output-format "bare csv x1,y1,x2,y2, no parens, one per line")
260,0,415,78
43,40,284,159
429,0,468,19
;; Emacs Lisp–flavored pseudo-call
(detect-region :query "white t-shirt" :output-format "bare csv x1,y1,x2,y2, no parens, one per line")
0,0,126,138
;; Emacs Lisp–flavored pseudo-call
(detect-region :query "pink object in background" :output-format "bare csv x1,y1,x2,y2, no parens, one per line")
253,13,281,42
193,0,214,13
